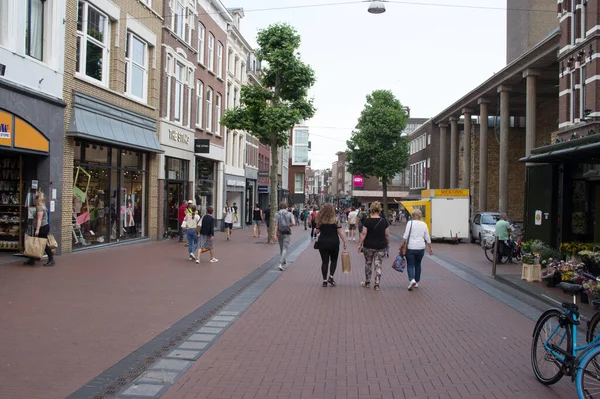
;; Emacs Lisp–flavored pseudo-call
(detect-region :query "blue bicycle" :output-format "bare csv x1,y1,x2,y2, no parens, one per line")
531,271,600,398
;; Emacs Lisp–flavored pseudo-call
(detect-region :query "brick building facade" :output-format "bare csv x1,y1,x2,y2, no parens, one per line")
62,0,164,252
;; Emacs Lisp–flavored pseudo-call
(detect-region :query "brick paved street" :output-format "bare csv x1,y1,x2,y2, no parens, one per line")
161,235,573,399
0,222,577,399
0,226,303,399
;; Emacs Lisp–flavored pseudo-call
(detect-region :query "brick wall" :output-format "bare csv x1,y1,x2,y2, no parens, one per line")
62,0,164,252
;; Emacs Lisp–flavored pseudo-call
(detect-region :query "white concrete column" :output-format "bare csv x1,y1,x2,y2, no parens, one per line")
438,123,448,188
497,85,512,214
461,108,472,189
523,69,539,160
449,116,459,188
478,98,490,211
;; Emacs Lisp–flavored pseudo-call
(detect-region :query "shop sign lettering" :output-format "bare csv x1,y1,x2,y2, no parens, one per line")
432,189,469,197
168,129,190,145
0,123,10,139
227,180,245,187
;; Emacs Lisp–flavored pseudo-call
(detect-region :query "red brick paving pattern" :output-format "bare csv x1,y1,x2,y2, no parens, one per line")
0,227,303,399
162,237,573,399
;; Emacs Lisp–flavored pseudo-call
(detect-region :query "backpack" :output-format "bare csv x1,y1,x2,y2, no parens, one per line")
277,210,292,234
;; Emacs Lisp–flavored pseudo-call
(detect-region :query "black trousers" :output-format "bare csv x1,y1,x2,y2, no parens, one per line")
319,247,339,280
310,223,317,238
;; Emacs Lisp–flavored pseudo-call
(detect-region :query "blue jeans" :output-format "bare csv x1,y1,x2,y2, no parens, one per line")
187,229,198,254
178,224,184,241
406,249,425,282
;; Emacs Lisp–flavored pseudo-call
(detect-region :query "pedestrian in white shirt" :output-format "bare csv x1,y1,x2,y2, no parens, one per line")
223,200,235,241
399,209,433,291
347,207,358,241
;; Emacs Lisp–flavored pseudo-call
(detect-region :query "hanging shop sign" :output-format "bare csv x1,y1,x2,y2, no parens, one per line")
0,111,48,153
194,139,210,154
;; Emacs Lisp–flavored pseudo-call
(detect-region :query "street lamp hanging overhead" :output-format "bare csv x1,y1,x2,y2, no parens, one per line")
367,0,386,14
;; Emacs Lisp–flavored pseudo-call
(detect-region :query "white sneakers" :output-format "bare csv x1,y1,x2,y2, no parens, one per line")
189,253,196,261
408,279,417,291
210,258,219,263
278,264,285,271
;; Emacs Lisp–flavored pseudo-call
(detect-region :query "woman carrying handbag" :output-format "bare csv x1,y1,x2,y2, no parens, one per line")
399,209,433,291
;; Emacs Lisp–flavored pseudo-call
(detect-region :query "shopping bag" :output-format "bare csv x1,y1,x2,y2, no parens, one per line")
341,251,351,273
47,234,58,250
392,253,406,272
23,235,48,259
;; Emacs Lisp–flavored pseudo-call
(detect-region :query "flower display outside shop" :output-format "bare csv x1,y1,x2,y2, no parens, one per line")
559,260,586,282
560,242,590,257
579,250,600,265
522,253,538,264
583,279,600,298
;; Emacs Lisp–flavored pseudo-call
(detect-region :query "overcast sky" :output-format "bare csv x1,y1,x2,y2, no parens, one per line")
229,0,507,169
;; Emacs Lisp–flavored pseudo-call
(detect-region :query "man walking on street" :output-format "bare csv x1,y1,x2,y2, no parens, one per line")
302,207,310,230
347,207,358,241
274,201,295,271
495,213,513,264
223,200,235,240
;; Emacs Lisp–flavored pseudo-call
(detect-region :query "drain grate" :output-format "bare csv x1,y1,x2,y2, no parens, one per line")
67,238,308,399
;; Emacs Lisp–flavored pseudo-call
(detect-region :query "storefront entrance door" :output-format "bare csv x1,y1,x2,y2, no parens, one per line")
167,182,186,236
246,184,253,225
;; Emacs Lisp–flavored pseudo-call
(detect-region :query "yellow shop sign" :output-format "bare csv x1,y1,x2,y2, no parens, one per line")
0,110,49,153
421,189,470,198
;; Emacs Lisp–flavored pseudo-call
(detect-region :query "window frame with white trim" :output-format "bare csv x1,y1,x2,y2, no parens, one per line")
215,92,222,136
196,79,204,128
124,32,149,102
206,86,213,132
197,22,205,65
174,61,185,122
207,33,214,72
76,0,111,85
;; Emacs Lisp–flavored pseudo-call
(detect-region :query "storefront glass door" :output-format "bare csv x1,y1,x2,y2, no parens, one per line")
167,182,185,235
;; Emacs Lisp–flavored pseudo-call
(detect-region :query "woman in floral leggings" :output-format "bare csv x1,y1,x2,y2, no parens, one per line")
357,201,390,291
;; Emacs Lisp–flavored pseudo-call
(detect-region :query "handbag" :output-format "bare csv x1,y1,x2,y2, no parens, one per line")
23,235,48,259
313,234,320,249
400,221,413,256
392,252,406,272
47,234,58,250
341,251,351,273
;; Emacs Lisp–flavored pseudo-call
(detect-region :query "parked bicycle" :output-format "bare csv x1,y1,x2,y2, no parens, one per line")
531,271,600,398
481,225,523,263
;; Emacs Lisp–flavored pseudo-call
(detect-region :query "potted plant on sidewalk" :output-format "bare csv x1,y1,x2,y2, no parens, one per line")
560,242,590,262
541,259,560,287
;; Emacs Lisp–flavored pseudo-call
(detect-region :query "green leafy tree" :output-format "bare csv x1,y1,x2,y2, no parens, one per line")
346,90,409,217
221,24,316,243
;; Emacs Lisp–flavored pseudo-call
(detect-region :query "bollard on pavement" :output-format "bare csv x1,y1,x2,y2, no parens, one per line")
492,236,498,278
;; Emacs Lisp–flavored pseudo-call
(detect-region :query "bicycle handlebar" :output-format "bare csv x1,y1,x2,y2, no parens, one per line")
578,269,600,282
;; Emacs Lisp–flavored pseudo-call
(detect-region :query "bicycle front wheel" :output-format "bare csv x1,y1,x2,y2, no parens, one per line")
532,310,570,385
576,345,600,398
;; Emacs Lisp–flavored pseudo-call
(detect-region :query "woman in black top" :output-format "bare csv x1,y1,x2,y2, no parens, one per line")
357,201,390,291
315,204,347,287
196,207,218,263
252,203,264,238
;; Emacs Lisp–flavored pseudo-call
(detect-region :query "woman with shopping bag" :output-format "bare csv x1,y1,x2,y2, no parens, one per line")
358,201,389,291
24,193,55,267
315,204,347,287
399,208,433,291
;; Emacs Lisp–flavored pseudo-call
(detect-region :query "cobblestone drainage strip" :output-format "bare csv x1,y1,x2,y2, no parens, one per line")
66,237,311,399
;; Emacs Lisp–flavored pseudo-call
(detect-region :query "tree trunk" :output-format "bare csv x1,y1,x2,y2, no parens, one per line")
382,178,388,218
268,136,279,244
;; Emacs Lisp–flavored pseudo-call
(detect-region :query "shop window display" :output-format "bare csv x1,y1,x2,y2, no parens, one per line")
195,158,215,215
72,141,147,248
0,155,22,250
